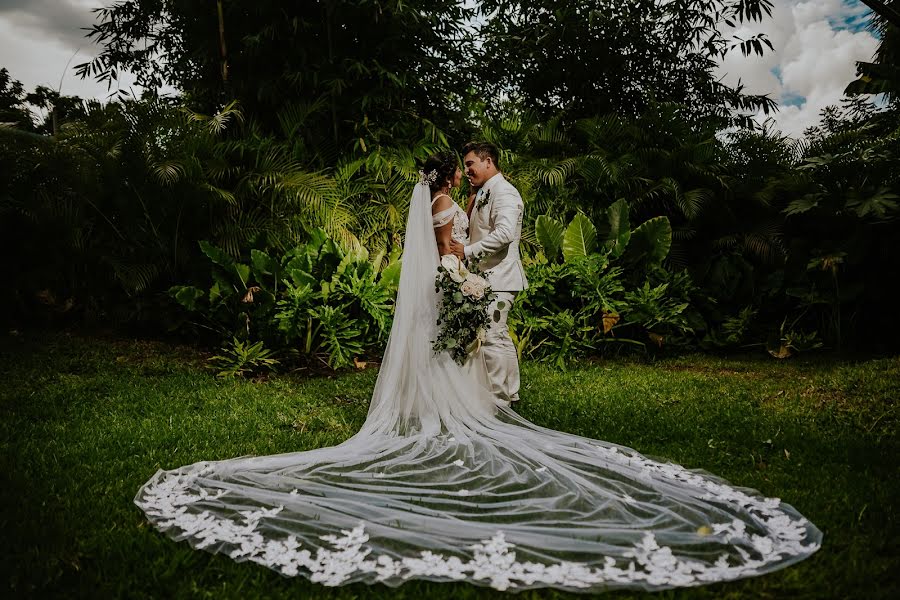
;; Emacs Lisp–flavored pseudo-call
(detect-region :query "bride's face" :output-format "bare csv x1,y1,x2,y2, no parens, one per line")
451,167,462,189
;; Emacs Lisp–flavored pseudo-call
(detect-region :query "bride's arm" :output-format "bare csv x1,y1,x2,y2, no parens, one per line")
432,195,455,256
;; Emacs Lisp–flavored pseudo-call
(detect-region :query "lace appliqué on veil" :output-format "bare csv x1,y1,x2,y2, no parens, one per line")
137,449,820,591
135,178,819,593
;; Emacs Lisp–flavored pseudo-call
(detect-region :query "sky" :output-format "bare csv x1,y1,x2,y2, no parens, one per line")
714,0,881,136
0,0,883,138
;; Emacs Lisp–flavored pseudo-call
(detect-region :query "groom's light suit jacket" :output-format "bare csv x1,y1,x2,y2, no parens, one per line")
464,173,528,292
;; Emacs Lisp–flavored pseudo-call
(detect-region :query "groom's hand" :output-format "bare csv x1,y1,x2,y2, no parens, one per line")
450,239,466,260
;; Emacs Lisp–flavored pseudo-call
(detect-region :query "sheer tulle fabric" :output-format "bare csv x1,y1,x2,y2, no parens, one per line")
135,183,821,592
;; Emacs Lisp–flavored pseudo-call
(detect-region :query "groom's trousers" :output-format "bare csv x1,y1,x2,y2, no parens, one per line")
484,291,520,403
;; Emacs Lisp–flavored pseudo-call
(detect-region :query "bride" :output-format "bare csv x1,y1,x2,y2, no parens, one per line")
135,149,821,593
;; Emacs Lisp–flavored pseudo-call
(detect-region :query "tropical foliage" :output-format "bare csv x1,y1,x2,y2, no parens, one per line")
76,0,477,144
512,203,701,367
170,229,401,370
2,0,899,369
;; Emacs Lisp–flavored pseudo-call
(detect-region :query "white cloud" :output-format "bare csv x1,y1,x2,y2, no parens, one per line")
781,21,877,98
0,0,166,102
793,0,845,26
715,0,881,138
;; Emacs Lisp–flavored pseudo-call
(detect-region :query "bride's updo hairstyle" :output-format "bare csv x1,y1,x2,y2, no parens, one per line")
421,151,458,194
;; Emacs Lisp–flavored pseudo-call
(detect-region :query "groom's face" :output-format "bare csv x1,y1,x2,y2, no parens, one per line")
464,151,492,188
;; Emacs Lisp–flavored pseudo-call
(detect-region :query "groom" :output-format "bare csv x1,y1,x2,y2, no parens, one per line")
450,141,528,404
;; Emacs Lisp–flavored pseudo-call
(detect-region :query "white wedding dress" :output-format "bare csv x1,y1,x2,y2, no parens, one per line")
430,194,502,404
135,182,821,593
430,193,470,247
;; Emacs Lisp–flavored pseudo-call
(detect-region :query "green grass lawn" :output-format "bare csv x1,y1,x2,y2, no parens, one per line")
1,332,898,599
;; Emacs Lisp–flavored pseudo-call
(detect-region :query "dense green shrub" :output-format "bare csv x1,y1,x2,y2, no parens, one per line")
512,202,705,367
170,229,400,370
3,93,898,362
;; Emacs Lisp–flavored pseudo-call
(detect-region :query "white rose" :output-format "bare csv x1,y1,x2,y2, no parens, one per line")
440,254,469,283
460,280,477,297
464,274,486,299
465,273,486,287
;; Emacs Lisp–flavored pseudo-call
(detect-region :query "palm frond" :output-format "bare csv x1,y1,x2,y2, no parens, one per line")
679,187,715,220
152,160,186,186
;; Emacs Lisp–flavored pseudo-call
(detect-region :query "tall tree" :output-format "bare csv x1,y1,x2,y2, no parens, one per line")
0,68,34,130
25,86,91,135
77,1,475,146
476,0,779,128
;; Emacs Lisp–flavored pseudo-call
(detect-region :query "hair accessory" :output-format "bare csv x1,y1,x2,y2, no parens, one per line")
418,169,438,186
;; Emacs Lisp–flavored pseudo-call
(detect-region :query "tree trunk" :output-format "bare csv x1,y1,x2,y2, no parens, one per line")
217,0,228,83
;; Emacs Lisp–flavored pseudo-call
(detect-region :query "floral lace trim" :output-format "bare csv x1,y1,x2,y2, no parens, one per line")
451,209,469,244
137,448,820,591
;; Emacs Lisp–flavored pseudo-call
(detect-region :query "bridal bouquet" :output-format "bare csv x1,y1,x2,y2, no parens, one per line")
433,254,495,365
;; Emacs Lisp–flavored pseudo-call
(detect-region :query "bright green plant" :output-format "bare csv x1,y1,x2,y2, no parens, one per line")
515,202,701,363
308,305,366,369
172,228,400,370
274,282,317,354
534,215,565,260
208,337,279,378
622,281,692,337
562,212,598,261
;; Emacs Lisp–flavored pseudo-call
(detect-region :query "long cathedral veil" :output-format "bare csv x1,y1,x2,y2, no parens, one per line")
359,180,500,437
135,181,821,592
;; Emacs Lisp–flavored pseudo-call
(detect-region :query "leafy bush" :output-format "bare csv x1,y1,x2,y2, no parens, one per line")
170,228,400,370
4,74,898,358
209,337,279,378
513,202,704,366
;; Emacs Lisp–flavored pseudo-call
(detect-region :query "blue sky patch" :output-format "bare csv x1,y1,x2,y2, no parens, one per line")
827,1,873,34
781,92,806,108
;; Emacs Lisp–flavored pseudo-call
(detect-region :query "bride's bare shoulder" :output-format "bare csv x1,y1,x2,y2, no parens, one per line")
431,193,454,214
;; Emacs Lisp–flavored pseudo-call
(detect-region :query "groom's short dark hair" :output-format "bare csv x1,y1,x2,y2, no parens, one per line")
462,141,500,169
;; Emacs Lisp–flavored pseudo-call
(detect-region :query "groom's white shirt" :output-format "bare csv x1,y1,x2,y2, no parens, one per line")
464,172,528,292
